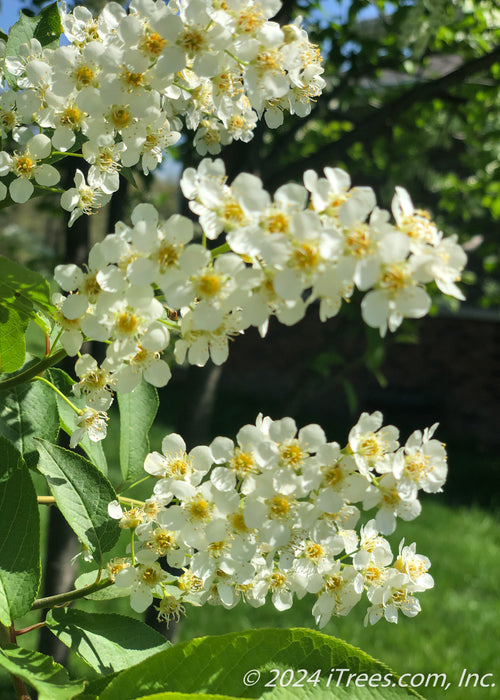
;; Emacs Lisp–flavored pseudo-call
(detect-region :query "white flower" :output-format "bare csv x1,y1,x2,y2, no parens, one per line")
145,433,213,495
348,412,400,477
0,134,59,203
70,408,108,448
73,354,113,410
400,424,447,493
61,169,111,226
114,560,166,612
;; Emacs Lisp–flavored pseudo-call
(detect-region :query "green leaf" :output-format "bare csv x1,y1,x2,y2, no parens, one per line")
0,645,84,700
74,571,130,601
35,439,119,564
135,695,236,700
0,256,53,372
0,256,53,316
120,167,139,189
47,608,171,674
117,379,158,483
4,3,61,88
99,628,425,700
0,436,40,625
47,368,108,475
342,379,358,416
0,306,27,373
0,378,59,468
75,672,121,699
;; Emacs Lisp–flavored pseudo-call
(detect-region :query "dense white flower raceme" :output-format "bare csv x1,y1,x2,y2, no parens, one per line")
108,411,445,626
52,162,465,448
0,0,324,209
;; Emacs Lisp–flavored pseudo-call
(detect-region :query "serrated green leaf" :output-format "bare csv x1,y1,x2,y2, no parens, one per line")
0,378,59,468
99,628,425,700
33,2,62,48
35,439,119,564
0,256,53,317
4,3,61,88
0,436,40,625
74,571,130,601
47,368,108,475
135,695,236,700
0,645,83,700
118,379,158,482
47,608,171,674
0,305,27,373
75,671,121,699
0,255,53,372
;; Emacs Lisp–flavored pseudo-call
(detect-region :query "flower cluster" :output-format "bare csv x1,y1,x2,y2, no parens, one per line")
52,162,465,448
108,411,444,627
182,159,467,336
0,0,324,212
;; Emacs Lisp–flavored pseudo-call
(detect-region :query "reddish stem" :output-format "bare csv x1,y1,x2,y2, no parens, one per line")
9,625,31,700
14,622,46,638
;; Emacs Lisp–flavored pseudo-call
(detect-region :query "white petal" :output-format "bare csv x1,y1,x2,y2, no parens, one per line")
61,293,88,319
162,433,186,455
34,164,60,186
10,178,34,203
144,359,171,387
54,264,83,292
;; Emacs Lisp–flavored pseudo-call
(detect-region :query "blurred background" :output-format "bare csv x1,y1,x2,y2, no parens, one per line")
0,1,499,699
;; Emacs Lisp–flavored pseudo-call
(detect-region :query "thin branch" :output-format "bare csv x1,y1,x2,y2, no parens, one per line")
30,579,114,611
0,349,67,390
265,44,500,188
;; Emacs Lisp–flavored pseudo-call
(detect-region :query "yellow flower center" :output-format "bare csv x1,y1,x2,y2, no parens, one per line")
325,574,342,591
269,495,291,519
345,225,371,257
380,264,410,294
121,68,146,89
178,571,203,592
151,529,175,554
229,511,249,532
107,106,132,129
140,30,166,57
196,272,222,297
74,65,95,88
140,564,163,586
264,211,289,234
187,495,212,522
167,456,190,479
116,310,139,335
230,449,256,476
13,154,35,178
270,572,287,590
222,198,246,225
60,105,84,128
280,440,306,469
180,29,205,54
237,7,264,33
323,463,342,487
292,243,320,270
305,542,323,562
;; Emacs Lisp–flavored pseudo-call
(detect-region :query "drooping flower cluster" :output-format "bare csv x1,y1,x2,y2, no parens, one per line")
52,161,466,448
0,0,324,211
107,412,444,627
182,159,467,336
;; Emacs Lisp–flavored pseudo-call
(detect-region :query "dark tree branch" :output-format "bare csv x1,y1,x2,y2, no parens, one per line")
264,44,500,188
